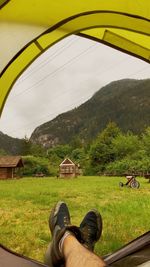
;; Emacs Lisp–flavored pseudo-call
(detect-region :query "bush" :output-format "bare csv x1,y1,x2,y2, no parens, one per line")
22,156,51,176
106,158,150,176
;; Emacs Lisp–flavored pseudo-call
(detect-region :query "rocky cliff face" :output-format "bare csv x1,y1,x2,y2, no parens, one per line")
31,133,60,148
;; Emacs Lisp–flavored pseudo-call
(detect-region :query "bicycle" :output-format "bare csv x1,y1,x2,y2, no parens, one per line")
119,175,140,189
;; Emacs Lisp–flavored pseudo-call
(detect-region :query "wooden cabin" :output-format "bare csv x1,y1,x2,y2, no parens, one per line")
59,158,80,178
0,156,24,180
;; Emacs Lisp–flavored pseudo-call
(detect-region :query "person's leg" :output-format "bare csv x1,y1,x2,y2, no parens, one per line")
45,201,106,267
62,233,106,267
45,201,82,267
45,243,54,267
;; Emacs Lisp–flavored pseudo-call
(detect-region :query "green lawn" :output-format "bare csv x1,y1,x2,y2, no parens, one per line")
0,176,150,263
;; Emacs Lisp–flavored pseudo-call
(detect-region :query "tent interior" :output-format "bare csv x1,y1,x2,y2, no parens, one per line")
0,0,150,115
0,0,150,266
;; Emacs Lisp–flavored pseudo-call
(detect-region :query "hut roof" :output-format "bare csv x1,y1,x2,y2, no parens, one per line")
0,156,24,168
60,158,75,166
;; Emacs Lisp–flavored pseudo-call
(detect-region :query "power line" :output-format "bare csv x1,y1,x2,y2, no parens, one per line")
10,38,150,101
8,42,99,101
3,62,150,135
16,36,79,84
12,46,150,101
2,39,150,137
3,62,150,138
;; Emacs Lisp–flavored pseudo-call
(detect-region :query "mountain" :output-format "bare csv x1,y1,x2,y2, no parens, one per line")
0,131,26,155
29,78,150,148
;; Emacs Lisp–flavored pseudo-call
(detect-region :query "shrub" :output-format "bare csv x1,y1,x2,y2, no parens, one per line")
106,158,150,176
22,156,50,176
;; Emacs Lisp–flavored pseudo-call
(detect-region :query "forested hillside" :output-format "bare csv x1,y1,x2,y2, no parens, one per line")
30,78,150,148
0,131,26,155
1,78,150,156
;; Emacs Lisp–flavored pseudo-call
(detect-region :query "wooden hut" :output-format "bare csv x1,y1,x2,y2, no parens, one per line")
0,156,24,179
59,158,80,178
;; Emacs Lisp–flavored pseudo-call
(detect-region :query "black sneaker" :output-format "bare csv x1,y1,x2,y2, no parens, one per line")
48,201,82,267
49,201,71,236
79,209,103,251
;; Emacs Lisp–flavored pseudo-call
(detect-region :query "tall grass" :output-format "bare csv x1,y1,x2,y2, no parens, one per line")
0,176,150,262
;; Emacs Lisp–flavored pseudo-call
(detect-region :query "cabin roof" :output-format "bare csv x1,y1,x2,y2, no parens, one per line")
0,156,24,168
60,158,75,166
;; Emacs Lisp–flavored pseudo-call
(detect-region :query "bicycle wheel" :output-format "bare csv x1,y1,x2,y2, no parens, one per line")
130,179,140,189
119,182,124,187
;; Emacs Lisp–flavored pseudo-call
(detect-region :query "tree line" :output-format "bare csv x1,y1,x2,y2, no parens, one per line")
1,122,150,176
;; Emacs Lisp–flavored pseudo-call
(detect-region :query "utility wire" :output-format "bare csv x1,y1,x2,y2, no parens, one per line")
3,62,150,137
16,36,79,84
3,62,150,134
2,42,150,137
8,42,99,100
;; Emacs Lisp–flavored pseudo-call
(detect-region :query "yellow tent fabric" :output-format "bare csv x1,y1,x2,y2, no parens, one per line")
0,0,150,115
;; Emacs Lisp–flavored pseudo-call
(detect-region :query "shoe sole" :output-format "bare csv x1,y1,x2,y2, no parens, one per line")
92,209,103,241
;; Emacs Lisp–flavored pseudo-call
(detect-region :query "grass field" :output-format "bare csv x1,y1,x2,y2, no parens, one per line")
0,176,150,263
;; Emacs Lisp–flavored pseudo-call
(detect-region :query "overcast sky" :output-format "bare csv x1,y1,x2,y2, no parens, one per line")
0,35,150,139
